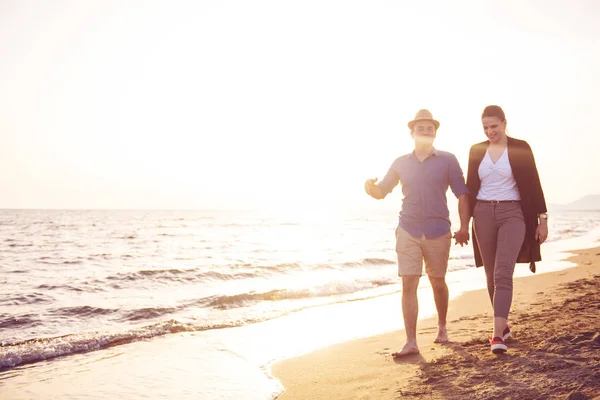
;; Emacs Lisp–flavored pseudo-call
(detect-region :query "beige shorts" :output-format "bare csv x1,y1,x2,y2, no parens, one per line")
395,225,451,278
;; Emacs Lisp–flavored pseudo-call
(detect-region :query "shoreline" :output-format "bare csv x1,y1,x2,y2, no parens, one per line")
1,236,599,400
271,246,600,399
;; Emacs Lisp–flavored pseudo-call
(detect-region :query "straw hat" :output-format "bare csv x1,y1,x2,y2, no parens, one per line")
407,109,440,130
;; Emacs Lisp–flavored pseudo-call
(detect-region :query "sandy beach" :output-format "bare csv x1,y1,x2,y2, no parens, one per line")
272,247,600,400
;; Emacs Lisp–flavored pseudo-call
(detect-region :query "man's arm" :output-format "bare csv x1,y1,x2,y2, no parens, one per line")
364,160,400,200
448,153,470,246
364,178,385,199
453,194,470,246
458,194,470,229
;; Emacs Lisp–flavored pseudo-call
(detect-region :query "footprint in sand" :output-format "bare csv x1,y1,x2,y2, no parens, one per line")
467,372,486,382
569,331,596,344
375,348,391,356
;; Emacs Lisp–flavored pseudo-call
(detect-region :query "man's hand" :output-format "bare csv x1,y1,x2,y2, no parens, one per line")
453,227,470,247
364,178,383,199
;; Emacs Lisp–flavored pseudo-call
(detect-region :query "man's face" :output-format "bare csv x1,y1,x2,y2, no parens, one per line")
411,121,436,145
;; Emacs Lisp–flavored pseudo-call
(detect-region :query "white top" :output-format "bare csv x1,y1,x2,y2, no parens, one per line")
476,148,521,201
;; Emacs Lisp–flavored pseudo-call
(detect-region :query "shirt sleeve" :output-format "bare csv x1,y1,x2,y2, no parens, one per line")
448,154,469,198
378,159,401,198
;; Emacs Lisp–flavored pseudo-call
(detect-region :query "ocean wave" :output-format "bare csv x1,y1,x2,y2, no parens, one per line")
0,319,247,370
105,268,264,284
340,258,395,268
38,259,84,265
0,314,42,330
0,279,402,372
101,259,396,286
37,284,85,292
47,306,116,318
118,307,180,322
447,264,474,272
253,262,302,271
199,277,396,309
89,253,112,258
117,235,138,240
362,257,396,265
450,253,476,260
0,293,54,306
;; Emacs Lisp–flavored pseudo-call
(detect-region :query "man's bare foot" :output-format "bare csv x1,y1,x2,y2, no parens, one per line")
391,342,420,358
433,325,449,343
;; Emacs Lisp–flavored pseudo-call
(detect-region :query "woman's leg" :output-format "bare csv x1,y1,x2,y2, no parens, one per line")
491,203,526,338
473,203,498,306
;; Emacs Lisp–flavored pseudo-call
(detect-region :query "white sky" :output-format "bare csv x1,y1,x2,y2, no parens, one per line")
1,0,599,210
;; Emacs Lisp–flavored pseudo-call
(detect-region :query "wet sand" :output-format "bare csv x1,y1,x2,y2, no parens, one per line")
272,247,600,400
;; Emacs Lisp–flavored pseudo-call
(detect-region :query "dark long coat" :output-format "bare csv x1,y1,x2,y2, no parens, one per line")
466,137,547,272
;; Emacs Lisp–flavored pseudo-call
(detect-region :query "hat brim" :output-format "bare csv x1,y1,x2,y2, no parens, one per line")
408,119,440,130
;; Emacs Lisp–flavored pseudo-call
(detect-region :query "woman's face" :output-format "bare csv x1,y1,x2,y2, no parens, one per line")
482,116,507,144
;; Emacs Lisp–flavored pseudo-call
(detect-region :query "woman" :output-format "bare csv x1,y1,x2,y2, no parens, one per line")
466,105,548,354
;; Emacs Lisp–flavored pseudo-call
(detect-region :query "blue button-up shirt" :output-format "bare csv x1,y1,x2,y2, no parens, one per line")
378,149,469,239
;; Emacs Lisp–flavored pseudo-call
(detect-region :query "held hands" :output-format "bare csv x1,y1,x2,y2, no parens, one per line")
453,227,470,247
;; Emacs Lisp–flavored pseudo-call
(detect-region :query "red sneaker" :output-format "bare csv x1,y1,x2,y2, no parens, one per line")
490,337,507,354
502,326,512,341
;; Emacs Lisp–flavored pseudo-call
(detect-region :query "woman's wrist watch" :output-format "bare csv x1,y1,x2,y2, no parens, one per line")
538,213,549,221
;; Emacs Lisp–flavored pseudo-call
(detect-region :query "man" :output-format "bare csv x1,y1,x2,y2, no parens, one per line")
364,109,470,357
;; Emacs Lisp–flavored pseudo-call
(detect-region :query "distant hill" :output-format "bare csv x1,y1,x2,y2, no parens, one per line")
549,194,600,211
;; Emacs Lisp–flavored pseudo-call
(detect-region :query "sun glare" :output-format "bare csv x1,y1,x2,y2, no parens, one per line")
0,1,599,208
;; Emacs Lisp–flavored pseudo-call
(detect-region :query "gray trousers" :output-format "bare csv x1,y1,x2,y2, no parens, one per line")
473,201,526,319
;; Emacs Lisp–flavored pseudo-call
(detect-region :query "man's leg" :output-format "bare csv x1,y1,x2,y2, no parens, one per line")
428,275,449,343
392,275,421,356
423,231,452,343
393,226,423,357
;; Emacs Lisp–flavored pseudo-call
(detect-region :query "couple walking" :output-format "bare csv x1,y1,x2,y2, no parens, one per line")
364,106,548,355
